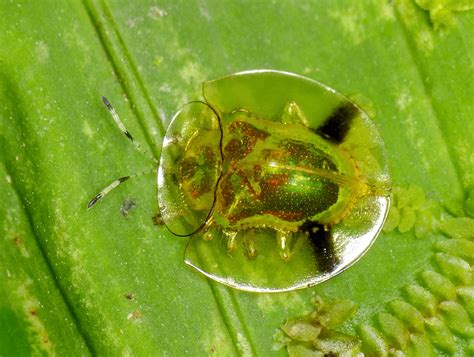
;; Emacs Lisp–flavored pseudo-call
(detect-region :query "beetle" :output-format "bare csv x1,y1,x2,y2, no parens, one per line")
89,70,391,292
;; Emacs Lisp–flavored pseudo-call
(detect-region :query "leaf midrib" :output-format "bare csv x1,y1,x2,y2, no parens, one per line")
83,0,165,157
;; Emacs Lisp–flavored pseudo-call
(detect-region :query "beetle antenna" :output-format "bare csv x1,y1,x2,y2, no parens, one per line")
87,169,155,209
101,96,158,164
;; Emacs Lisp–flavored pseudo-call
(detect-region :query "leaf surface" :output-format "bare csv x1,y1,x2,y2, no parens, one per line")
0,0,472,355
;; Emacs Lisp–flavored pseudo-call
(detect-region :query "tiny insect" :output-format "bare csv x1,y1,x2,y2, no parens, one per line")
89,70,391,292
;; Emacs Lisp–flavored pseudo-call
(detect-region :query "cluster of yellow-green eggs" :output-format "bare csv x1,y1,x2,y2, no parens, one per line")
383,185,474,238
278,296,359,356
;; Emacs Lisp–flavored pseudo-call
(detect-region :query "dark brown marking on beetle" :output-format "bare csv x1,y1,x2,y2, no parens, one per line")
315,103,358,143
299,221,339,272
225,119,269,160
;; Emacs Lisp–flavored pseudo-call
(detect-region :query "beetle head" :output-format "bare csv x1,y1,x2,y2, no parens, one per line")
158,102,223,237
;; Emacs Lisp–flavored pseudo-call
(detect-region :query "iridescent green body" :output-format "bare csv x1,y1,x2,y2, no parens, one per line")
214,110,360,232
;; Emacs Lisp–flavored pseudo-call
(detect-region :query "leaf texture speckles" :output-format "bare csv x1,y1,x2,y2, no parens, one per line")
0,0,473,354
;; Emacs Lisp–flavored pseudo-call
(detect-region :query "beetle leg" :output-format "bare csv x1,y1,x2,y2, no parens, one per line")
200,217,216,241
282,101,309,127
203,230,214,241
276,231,293,261
244,230,258,260
223,230,238,253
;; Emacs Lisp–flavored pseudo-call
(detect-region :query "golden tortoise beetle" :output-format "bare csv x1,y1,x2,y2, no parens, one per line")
89,70,391,293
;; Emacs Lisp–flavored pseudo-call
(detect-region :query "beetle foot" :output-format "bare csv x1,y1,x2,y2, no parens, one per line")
282,101,309,127
276,231,293,261
202,230,214,241
224,230,238,253
243,230,258,260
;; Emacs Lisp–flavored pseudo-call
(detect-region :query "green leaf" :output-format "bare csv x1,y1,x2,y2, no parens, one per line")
1,0,472,355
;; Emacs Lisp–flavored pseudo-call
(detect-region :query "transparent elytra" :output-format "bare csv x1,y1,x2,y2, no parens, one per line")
158,70,391,292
